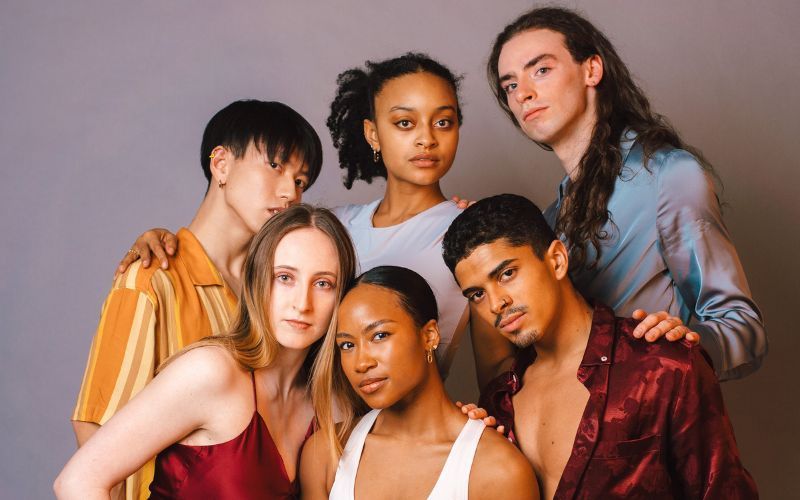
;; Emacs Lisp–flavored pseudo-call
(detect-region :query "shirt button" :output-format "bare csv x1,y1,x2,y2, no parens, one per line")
600,356,608,362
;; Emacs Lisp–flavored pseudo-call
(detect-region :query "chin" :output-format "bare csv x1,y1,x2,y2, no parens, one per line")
274,330,323,351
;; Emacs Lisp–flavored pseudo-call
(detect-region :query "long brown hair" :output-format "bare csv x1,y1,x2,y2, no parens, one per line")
488,7,715,270
160,204,357,384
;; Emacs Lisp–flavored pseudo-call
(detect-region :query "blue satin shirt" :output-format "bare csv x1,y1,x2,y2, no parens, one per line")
543,130,767,381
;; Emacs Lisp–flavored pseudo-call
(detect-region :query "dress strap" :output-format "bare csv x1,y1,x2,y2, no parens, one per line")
428,418,486,500
250,371,257,409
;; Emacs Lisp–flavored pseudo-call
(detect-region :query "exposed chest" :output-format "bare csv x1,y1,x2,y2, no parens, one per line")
513,366,589,498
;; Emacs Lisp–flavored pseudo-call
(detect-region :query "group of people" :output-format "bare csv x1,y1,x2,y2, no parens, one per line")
55,6,764,499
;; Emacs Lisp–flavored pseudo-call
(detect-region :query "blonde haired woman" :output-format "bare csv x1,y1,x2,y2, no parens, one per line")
55,205,356,500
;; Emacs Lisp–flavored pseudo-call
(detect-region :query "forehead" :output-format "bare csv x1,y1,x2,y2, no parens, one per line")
274,227,338,271
339,284,405,325
497,28,573,72
455,240,536,282
373,72,457,111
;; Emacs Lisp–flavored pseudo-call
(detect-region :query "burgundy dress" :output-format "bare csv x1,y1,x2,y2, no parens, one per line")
149,374,311,499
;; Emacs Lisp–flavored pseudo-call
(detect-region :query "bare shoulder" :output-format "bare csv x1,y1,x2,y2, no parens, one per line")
469,427,539,500
156,344,241,396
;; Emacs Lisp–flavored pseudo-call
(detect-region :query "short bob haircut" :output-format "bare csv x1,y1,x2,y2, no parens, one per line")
200,99,323,190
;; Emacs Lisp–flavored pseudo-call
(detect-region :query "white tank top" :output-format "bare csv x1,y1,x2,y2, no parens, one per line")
329,409,486,500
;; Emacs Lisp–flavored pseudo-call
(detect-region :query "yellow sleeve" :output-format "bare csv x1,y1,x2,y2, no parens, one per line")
72,287,157,424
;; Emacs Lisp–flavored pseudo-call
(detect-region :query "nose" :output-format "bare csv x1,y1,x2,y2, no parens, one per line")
415,123,438,149
489,293,511,315
514,76,536,105
277,172,298,205
293,282,312,313
354,345,376,373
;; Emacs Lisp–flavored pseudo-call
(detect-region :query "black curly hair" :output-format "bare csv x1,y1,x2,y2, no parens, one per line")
327,52,463,189
442,194,557,275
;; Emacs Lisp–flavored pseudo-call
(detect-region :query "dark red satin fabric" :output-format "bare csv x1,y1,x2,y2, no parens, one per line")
149,375,310,500
480,303,758,499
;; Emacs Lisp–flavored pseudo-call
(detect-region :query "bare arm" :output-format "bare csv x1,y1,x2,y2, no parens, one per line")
299,431,337,500
70,422,125,500
55,347,232,499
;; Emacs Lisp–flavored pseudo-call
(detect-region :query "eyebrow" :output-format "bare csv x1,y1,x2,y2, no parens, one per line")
499,53,556,83
335,318,396,339
460,258,517,297
273,266,338,279
389,105,457,113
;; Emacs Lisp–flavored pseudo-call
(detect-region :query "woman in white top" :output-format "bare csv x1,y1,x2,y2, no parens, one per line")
301,265,537,500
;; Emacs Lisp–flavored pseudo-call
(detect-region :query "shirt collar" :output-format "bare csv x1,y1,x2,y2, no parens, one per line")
510,303,617,388
176,228,226,287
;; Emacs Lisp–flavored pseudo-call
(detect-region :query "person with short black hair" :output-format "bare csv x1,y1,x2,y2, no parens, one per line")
443,194,758,498
70,100,322,499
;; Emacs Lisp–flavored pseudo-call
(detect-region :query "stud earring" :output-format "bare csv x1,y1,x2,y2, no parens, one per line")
218,179,225,188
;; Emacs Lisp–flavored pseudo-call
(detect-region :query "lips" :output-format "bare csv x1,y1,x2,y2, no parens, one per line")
409,153,439,167
498,312,526,333
522,106,547,122
284,319,311,330
358,377,387,395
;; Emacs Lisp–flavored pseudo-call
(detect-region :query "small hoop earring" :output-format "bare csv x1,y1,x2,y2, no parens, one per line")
373,148,381,163
218,179,225,188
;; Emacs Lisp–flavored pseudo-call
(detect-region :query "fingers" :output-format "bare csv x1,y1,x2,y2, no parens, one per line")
645,318,684,342
631,309,647,320
163,232,178,256
685,331,701,344
482,416,497,427
496,425,506,436
115,252,139,279
665,326,701,344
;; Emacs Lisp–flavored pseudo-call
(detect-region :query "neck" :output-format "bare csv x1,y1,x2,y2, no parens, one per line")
534,284,594,364
378,365,460,440
551,105,598,181
256,346,310,401
374,177,446,226
187,192,252,286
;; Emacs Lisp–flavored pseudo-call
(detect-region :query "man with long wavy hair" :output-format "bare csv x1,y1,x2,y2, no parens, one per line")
480,7,766,384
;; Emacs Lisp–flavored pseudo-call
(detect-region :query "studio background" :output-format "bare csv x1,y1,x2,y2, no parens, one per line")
1,1,798,497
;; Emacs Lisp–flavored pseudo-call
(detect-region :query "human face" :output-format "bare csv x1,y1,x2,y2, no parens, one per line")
365,72,459,188
218,142,310,234
454,239,562,348
336,284,434,409
497,29,600,149
269,227,340,351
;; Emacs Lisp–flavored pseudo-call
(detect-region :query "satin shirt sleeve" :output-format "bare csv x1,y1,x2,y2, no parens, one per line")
655,150,767,380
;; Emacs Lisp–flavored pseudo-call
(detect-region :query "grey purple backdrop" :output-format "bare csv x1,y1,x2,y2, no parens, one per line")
1,0,798,498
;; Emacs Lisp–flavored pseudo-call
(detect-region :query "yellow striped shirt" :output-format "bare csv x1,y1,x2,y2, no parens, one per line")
72,228,237,500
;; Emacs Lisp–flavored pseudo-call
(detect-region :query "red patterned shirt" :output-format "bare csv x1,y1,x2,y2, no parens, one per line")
480,304,758,499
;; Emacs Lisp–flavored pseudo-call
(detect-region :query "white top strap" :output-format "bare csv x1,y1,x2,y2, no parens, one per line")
329,409,381,500
428,418,486,500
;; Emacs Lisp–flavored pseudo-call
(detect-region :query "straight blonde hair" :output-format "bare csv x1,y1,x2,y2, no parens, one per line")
160,204,357,387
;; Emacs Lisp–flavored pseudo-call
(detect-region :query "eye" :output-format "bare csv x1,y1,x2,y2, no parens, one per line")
295,178,308,189
502,82,518,94
269,161,281,170
372,331,390,342
395,119,412,129
274,273,293,284
535,67,550,76
499,268,516,282
338,341,354,351
467,290,485,304
314,279,335,289
434,119,453,128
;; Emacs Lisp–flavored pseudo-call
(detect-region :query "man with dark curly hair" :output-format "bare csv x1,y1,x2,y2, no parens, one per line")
479,7,766,387
442,193,757,498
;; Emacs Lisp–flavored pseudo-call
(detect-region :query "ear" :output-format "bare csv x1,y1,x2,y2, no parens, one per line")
209,146,231,186
584,54,604,88
420,319,441,350
546,239,570,280
363,118,380,153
